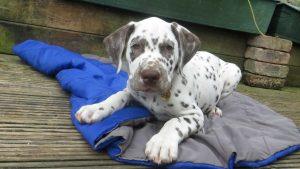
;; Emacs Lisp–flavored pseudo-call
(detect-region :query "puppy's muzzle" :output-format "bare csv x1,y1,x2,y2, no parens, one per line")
140,69,161,85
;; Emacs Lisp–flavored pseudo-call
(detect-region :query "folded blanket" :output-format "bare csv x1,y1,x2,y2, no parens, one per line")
13,40,300,169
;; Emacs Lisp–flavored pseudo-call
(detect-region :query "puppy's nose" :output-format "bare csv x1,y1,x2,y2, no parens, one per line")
140,69,161,84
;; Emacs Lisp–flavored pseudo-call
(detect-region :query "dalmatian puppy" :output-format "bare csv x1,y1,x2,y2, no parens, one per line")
76,17,242,164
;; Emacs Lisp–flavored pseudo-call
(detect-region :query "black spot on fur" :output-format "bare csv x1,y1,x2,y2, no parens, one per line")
192,105,196,109
121,99,125,103
176,127,183,137
204,106,210,113
175,93,179,97
197,73,200,77
152,38,158,45
182,79,187,86
111,106,115,110
192,117,200,129
194,74,197,79
153,96,156,102
142,96,147,101
177,117,181,122
181,101,189,108
177,89,181,93
183,117,191,124
168,103,174,107
188,127,191,135
213,85,217,90
99,107,104,110
201,103,207,110
215,95,219,102
189,91,191,96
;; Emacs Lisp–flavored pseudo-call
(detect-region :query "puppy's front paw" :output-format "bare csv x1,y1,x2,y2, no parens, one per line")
145,134,178,164
208,107,223,119
75,104,111,123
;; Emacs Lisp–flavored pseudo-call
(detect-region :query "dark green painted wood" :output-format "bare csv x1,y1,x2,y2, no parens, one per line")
268,3,300,44
82,0,276,34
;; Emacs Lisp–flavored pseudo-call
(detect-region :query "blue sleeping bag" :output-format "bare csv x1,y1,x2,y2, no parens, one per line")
13,40,300,169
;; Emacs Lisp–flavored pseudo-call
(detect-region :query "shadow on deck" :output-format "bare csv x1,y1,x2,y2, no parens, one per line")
0,53,299,168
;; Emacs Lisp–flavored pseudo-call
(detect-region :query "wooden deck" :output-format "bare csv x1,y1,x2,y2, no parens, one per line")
0,53,299,168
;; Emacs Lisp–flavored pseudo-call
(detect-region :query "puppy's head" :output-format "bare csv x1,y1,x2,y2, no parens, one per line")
104,17,200,95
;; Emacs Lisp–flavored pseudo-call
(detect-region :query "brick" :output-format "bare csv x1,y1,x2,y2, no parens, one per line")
244,59,289,78
243,72,286,89
245,47,290,65
247,35,292,52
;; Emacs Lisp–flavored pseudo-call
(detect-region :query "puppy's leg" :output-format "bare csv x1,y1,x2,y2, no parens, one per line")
220,63,242,99
76,88,131,123
145,109,204,164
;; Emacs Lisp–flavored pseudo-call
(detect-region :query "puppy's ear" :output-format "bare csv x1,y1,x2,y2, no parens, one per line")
171,22,200,74
103,22,135,73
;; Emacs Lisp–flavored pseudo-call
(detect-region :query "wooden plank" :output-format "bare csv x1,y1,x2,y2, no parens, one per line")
0,161,146,169
0,20,106,55
0,54,69,97
0,0,143,36
286,65,300,87
188,23,247,58
289,44,300,67
216,54,245,69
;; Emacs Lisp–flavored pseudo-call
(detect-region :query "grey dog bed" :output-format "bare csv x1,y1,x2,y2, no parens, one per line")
98,92,300,168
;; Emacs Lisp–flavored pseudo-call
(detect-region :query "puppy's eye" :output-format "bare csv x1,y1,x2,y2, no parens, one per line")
131,44,141,50
162,45,173,51
165,45,174,51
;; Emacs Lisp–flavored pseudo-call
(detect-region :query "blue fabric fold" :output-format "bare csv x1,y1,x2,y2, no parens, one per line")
13,40,300,169
13,40,152,149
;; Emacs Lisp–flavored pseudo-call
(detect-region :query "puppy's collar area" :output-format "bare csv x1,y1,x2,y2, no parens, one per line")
160,90,171,101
